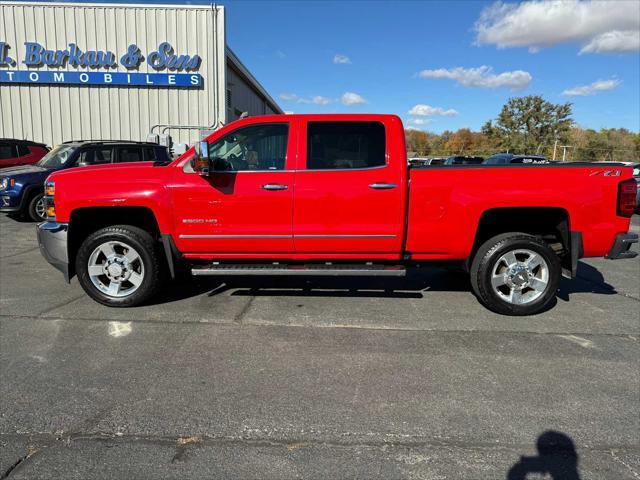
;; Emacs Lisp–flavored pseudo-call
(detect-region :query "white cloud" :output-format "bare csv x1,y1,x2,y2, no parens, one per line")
418,66,532,91
311,96,331,105
474,0,640,54
408,105,458,117
333,54,352,64
279,93,298,101
407,118,434,125
276,50,286,59
562,78,621,96
341,92,367,106
580,30,640,54
279,93,332,105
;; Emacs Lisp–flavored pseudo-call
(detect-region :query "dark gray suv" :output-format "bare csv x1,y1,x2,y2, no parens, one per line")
0,141,170,221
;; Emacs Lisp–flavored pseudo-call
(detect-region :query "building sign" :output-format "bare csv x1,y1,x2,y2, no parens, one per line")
0,42,202,87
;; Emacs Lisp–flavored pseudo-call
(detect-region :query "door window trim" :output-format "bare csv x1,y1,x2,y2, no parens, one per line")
210,122,290,173
182,121,294,174
301,120,389,172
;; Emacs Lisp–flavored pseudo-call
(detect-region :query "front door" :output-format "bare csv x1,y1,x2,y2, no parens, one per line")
172,121,296,255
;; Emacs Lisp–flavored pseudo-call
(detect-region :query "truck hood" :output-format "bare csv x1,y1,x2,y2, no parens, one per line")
52,161,157,176
48,161,164,184
0,164,48,177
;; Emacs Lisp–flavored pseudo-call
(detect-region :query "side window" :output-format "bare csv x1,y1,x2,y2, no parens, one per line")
17,144,30,157
78,147,113,166
0,143,17,160
307,122,386,170
116,147,143,163
144,147,157,162
209,123,288,171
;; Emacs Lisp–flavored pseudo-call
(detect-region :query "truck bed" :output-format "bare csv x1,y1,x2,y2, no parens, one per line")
406,163,633,260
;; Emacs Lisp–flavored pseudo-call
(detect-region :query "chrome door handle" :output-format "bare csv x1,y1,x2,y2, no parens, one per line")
262,184,289,191
369,183,397,190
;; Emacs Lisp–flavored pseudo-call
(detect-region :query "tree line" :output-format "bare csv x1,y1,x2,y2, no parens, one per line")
405,95,640,162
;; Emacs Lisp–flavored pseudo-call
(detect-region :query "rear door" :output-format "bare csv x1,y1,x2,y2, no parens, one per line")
293,118,406,255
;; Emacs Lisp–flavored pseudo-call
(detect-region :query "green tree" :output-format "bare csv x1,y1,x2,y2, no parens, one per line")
405,129,431,156
494,96,573,154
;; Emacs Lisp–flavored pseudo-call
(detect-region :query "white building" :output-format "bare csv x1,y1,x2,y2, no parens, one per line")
0,2,282,148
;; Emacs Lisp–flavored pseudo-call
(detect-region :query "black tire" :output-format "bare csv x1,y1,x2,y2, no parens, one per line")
75,225,162,307
470,232,561,316
27,193,47,222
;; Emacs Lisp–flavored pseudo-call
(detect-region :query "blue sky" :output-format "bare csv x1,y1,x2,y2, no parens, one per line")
30,0,640,133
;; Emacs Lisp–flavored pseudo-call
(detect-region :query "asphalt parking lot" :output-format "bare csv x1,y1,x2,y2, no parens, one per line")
1,214,638,479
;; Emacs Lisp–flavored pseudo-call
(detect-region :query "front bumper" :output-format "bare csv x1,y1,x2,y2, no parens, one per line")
36,221,70,282
606,233,638,260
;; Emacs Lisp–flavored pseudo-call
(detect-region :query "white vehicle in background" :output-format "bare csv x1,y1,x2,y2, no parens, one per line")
408,157,447,167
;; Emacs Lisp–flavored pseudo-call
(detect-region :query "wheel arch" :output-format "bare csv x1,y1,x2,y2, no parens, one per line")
67,206,176,280
468,207,577,276
20,184,44,212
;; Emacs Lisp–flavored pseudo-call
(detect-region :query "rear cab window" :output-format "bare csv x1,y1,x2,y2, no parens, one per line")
306,122,386,170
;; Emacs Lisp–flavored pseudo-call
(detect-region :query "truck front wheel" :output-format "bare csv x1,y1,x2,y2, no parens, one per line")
75,225,162,307
470,233,561,316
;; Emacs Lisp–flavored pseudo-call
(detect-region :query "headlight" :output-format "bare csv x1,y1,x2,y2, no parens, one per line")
0,178,7,191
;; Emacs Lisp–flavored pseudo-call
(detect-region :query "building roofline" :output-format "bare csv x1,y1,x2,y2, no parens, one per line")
225,47,283,115
3,1,221,10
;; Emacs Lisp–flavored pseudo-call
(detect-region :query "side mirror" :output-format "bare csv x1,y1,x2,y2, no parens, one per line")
192,141,211,175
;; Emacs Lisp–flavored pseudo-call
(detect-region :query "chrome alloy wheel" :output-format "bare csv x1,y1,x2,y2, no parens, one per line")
87,241,145,298
490,249,549,305
35,197,46,220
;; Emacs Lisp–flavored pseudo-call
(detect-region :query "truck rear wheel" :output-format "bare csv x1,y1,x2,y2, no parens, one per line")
75,225,162,307
470,233,561,316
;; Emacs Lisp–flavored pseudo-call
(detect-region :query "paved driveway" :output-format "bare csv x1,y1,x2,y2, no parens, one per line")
1,214,638,479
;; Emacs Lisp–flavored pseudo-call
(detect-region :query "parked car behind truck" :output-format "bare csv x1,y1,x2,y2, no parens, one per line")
0,141,170,221
0,139,49,169
37,114,637,316
484,153,553,165
444,155,484,165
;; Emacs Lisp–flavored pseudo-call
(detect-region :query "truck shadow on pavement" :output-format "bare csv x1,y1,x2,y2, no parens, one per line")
507,431,581,480
557,261,617,301
206,268,468,299
156,261,617,305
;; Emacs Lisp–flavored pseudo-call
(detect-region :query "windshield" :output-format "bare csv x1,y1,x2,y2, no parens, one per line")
36,145,76,169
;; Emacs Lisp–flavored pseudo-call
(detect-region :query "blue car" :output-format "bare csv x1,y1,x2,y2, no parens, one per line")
0,140,170,221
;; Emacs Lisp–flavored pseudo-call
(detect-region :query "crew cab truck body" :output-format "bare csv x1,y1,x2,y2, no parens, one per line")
37,114,638,315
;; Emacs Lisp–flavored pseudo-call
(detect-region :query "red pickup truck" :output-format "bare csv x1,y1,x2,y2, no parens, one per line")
37,114,638,315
